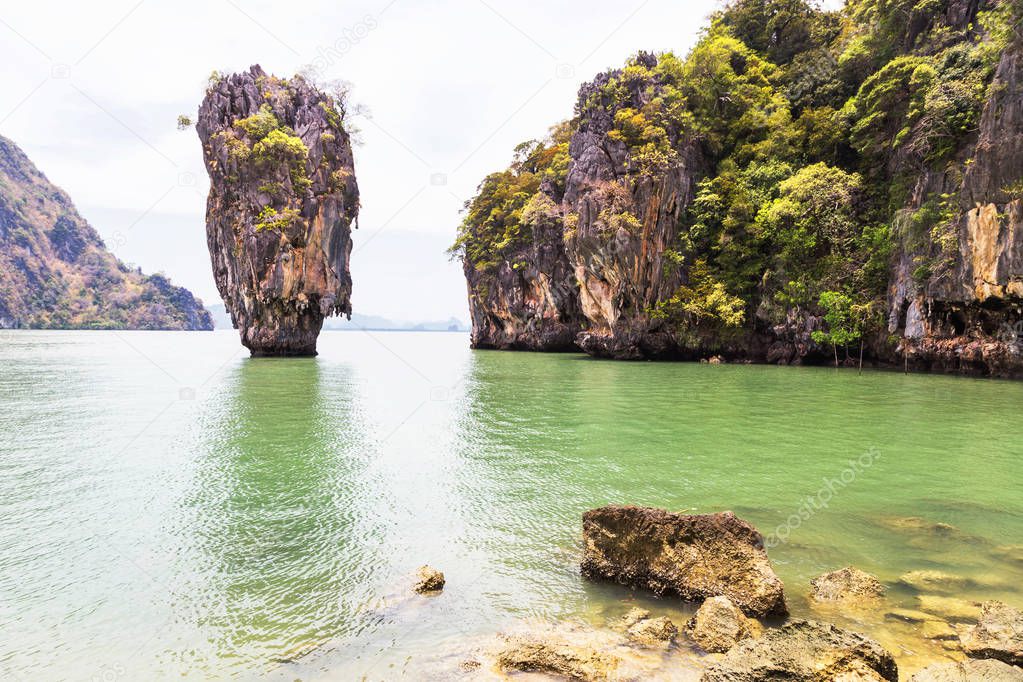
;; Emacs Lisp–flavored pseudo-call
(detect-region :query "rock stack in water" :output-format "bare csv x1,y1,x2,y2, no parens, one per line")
197,65,359,356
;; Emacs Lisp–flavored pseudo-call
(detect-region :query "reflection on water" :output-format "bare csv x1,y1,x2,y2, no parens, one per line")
0,331,1022,679
171,358,387,676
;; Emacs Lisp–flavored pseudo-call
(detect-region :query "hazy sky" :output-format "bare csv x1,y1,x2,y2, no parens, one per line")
0,0,841,323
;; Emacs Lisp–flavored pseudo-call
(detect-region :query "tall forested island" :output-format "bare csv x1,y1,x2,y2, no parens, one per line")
452,0,1023,377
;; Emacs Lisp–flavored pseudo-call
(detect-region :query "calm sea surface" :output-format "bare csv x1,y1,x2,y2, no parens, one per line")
1,330,1021,679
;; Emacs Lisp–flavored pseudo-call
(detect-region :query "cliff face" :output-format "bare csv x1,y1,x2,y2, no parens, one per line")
197,66,359,356
456,0,1023,377
463,194,583,351
563,54,705,359
458,121,584,352
888,34,1023,376
0,135,211,331
460,54,704,357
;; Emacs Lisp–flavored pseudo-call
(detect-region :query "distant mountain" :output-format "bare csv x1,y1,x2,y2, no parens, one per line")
207,303,466,332
206,303,234,330
330,314,469,332
0,135,212,330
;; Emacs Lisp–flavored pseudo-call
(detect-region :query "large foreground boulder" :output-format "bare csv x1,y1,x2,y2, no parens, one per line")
701,620,898,681
909,659,1023,681
581,506,787,617
961,601,1023,666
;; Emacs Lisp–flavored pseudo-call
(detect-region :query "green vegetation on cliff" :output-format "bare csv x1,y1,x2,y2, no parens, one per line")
449,121,572,269
452,0,1017,349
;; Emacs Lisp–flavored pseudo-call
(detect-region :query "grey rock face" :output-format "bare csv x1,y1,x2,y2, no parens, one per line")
464,180,583,352
563,54,704,359
889,37,1023,377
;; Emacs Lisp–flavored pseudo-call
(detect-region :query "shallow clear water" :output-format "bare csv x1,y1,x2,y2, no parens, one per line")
1,330,1021,680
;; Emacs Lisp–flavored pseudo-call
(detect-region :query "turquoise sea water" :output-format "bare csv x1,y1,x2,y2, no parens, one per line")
1,330,1021,679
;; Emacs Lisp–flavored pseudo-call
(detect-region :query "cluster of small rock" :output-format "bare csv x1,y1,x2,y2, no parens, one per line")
482,505,1023,681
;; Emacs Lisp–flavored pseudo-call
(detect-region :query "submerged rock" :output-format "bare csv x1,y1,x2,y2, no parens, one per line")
918,595,983,622
961,601,1023,666
685,595,762,654
810,567,886,603
878,517,960,536
909,659,1023,681
413,565,445,594
920,619,959,642
495,635,622,681
610,608,678,646
701,620,898,682
613,607,652,631
197,66,359,356
886,608,943,624
626,615,678,647
993,545,1023,567
580,506,787,618
899,570,971,592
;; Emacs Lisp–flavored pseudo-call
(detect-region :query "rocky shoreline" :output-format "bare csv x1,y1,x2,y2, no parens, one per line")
420,506,1023,681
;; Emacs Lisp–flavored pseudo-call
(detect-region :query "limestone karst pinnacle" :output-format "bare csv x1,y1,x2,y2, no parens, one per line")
197,65,359,356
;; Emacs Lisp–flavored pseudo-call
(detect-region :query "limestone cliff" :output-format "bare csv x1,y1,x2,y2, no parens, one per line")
458,125,583,351
197,66,359,356
459,54,703,358
463,205,583,351
0,134,211,331
455,0,1023,377
563,53,704,359
888,31,1023,376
